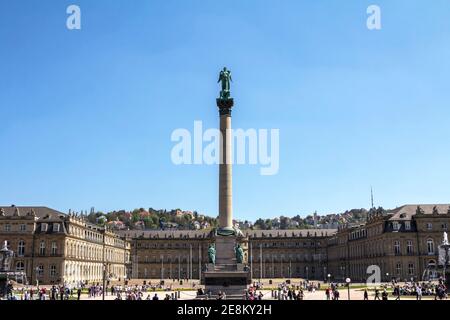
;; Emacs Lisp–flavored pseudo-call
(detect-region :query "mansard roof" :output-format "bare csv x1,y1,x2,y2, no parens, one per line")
388,204,450,221
118,229,211,239
245,229,337,238
0,206,65,219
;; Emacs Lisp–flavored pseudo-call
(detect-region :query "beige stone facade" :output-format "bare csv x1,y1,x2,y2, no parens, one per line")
2,204,449,284
122,204,450,282
327,205,450,282
120,229,335,281
0,206,131,286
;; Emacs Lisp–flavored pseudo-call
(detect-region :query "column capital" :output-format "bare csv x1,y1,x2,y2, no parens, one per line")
217,98,234,115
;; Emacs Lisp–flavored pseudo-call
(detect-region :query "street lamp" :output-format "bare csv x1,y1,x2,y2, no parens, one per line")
35,266,40,288
102,263,109,301
327,273,331,284
386,272,389,283
345,277,351,300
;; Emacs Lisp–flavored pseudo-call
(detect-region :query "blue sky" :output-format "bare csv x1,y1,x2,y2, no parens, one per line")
1,1,450,220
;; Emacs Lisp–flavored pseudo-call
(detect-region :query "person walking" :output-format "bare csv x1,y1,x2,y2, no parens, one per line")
363,289,368,300
325,287,331,300
416,286,422,301
374,288,380,300
382,289,388,301
394,286,401,300
51,285,57,300
334,289,340,300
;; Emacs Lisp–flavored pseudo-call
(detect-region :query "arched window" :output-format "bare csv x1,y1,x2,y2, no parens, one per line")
16,261,25,272
427,239,435,255
18,240,25,256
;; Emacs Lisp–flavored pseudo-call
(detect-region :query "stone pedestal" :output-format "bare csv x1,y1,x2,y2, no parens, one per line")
203,270,250,297
215,236,236,265
203,236,251,298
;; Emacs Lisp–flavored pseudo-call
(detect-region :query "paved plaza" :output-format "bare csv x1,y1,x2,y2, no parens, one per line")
6,278,448,300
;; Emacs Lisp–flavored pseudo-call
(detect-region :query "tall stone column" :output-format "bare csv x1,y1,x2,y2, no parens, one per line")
218,99,234,232
202,69,251,296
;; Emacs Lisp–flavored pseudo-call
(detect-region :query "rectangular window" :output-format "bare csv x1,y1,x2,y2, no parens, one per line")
20,224,26,232
18,241,25,256
51,242,57,255
396,263,402,275
41,223,48,232
408,263,415,275
50,265,57,277
426,223,433,230
394,241,401,255
407,240,413,254
53,223,60,232
39,241,46,256
405,221,411,230
427,239,435,255
4,224,11,232
393,222,400,231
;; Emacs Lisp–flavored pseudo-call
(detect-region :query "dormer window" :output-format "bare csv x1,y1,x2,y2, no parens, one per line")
53,223,60,232
405,221,411,230
392,222,400,231
41,223,48,232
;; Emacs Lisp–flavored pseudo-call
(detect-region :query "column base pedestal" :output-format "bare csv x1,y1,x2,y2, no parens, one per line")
201,236,251,299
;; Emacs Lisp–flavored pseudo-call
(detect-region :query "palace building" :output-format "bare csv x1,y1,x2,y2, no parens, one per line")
120,229,334,281
121,204,450,283
327,204,450,282
1,204,449,285
0,206,131,286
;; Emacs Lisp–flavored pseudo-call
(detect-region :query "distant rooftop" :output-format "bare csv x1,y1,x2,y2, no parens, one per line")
0,205,65,219
118,228,337,239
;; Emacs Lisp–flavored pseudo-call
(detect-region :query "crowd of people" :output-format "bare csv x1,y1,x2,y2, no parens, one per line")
388,280,447,300
367,279,448,300
245,286,264,300
325,284,340,300
4,283,82,300
2,278,449,301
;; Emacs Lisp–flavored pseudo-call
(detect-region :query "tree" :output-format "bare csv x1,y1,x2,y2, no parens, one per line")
254,218,266,230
